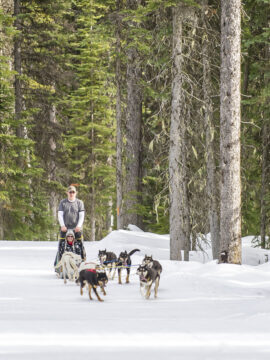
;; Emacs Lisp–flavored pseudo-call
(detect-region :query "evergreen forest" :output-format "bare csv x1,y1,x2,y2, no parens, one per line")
0,0,269,262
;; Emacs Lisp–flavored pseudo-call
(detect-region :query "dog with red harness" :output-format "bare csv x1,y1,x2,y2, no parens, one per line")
77,267,108,302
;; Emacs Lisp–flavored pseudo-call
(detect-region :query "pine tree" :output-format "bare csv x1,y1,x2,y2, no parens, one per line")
63,0,115,240
122,0,143,228
241,0,270,243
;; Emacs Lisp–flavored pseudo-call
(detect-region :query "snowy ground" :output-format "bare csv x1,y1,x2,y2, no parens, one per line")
1,229,270,359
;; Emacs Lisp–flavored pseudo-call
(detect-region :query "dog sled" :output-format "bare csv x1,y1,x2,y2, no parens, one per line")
54,229,86,278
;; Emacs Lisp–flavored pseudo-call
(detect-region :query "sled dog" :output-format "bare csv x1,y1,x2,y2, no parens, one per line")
117,249,140,284
77,268,108,302
136,264,160,299
98,249,117,280
142,255,162,275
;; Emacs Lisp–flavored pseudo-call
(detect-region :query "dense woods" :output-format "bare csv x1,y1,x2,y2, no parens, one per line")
0,0,269,263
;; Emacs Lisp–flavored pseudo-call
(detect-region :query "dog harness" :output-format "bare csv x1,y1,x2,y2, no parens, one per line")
86,269,97,273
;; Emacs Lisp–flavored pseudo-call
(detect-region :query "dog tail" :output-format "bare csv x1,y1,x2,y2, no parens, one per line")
128,249,140,257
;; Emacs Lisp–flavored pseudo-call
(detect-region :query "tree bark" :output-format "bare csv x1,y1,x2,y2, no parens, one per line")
202,0,220,259
169,4,192,261
0,0,13,240
48,104,58,240
116,0,123,229
90,194,96,242
107,154,113,233
123,0,142,228
90,107,96,241
260,21,270,249
14,0,24,140
260,119,269,249
220,0,241,264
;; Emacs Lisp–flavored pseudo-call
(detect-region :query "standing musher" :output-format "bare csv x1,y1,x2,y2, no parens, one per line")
54,185,86,271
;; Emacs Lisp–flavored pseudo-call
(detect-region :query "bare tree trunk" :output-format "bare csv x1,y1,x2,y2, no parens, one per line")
107,197,113,233
48,104,58,240
260,23,270,249
90,107,96,241
123,0,142,228
116,0,123,229
220,0,241,264
0,206,4,239
0,0,13,239
14,0,24,140
90,195,96,241
260,120,269,249
107,154,113,233
169,4,192,261
202,0,220,259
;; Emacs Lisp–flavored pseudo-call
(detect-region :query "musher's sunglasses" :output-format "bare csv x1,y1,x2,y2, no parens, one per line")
67,235,74,238
69,191,75,194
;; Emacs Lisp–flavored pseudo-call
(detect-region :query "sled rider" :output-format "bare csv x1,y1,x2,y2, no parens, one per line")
57,185,86,260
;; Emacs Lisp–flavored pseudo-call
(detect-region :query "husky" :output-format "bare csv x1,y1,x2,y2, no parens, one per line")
54,251,82,284
136,264,160,299
98,249,117,280
77,268,108,302
117,249,140,284
142,255,162,275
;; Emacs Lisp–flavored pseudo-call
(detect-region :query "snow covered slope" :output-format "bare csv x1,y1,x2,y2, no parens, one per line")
1,229,270,360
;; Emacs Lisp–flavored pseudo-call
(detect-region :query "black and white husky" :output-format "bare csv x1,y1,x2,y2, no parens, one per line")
98,249,117,280
117,249,140,284
142,255,162,275
136,264,160,299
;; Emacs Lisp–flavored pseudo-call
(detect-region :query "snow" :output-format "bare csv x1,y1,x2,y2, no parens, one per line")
1,229,270,359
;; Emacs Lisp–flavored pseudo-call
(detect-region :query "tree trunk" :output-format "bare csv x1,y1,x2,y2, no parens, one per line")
14,0,24,140
169,4,192,261
260,119,269,249
202,0,220,259
0,0,13,240
123,0,142,228
90,108,96,241
260,23,270,249
0,205,4,240
48,104,58,240
90,194,96,241
116,0,123,230
107,154,113,233
220,0,241,264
